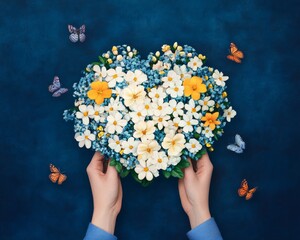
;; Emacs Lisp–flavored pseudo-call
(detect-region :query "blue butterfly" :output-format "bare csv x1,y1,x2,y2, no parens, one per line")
48,76,68,97
227,134,245,153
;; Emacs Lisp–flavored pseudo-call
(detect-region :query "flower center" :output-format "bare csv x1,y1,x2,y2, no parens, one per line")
95,111,99,115
204,101,208,105
146,148,151,153
85,136,89,139
144,167,149,172
192,85,197,90
129,145,133,149
174,123,179,127
173,107,177,111
132,94,138,99
113,74,118,79
158,117,163,122
158,158,162,163
109,107,113,111
137,112,142,117
187,121,191,126
168,77,173,82
155,93,160,98
116,140,120,144
174,87,179,92
133,77,138,82
158,106,162,110
83,111,88,116
219,77,223,81
145,105,150,110
113,120,118,125
192,108,196,112
191,144,196,148
142,130,147,135
97,90,103,95
193,62,197,66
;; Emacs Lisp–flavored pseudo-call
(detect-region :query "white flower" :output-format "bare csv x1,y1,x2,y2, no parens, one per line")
196,125,202,133
125,70,147,85
185,139,202,154
151,99,172,116
199,96,215,111
75,130,95,149
134,161,158,181
165,117,181,133
122,85,146,108
213,70,229,87
135,98,153,116
151,151,168,170
166,83,184,98
185,99,201,119
108,135,122,152
92,65,107,81
129,110,145,123
179,114,198,133
106,112,127,134
121,137,140,156
188,56,203,70
76,105,95,125
162,131,186,156
162,70,181,88
203,127,214,138
105,97,125,115
74,98,84,107
223,106,237,122
133,121,155,141
92,104,105,122
106,66,125,88
153,115,171,130
168,156,181,165
137,139,161,161
169,100,184,117
148,87,166,102
174,64,191,80
152,61,164,71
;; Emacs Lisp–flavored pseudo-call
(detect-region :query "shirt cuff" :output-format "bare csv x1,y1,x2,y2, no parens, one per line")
187,218,222,240
84,223,117,240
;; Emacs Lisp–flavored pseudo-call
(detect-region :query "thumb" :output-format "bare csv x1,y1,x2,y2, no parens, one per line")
106,159,119,178
183,158,196,179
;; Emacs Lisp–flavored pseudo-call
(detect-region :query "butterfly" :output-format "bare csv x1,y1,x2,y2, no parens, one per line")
227,43,244,63
48,76,68,97
68,24,86,43
49,164,67,185
238,179,257,200
227,134,245,153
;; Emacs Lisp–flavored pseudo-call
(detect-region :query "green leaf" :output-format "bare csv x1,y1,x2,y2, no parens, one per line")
141,180,152,187
171,166,184,178
177,159,190,169
115,162,122,173
195,148,207,159
119,168,130,178
193,132,200,139
109,158,117,166
162,170,171,179
98,56,107,64
131,171,142,183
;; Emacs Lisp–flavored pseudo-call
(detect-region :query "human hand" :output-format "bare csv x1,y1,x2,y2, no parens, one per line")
178,153,213,229
86,152,122,234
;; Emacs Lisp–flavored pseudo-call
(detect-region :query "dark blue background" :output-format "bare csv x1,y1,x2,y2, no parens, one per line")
1,0,299,239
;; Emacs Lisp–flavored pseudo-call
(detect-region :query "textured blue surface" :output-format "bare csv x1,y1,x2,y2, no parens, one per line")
1,0,299,239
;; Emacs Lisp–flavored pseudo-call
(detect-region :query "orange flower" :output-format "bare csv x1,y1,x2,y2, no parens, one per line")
201,112,221,130
87,81,112,104
183,76,207,100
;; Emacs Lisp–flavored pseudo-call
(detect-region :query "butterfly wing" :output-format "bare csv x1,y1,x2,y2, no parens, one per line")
68,24,76,33
227,54,241,63
69,33,79,43
50,164,59,173
49,172,60,183
235,134,245,150
227,144,243,153
233,50,244,59
245,187,257,200
48,76,61,93
53,88,68,97
57,174,67,185
79,25,85,33
79,33,86,42
238,179,249,197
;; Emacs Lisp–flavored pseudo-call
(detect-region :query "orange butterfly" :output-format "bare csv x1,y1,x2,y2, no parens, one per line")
49,164,67,185
238,179,257,200
227,43,244,63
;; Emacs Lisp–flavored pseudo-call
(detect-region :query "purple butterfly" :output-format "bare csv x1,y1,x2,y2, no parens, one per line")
48,76,68,97
68,24,86,43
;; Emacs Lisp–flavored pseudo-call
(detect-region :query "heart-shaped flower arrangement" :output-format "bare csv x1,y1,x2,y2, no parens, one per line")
64,43,236,186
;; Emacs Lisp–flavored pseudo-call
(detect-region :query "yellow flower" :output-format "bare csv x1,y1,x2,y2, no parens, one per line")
201,112,221,130
87,81,112,105
183,76,207,100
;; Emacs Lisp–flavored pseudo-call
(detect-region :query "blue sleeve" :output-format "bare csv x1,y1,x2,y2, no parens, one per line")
83,223,117,240
187,218,222,240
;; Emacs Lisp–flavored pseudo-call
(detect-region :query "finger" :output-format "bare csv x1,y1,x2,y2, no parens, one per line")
196,153,210,171
178,178,188,205
90,151,105,173
106,159,119,178
183,158,196,177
